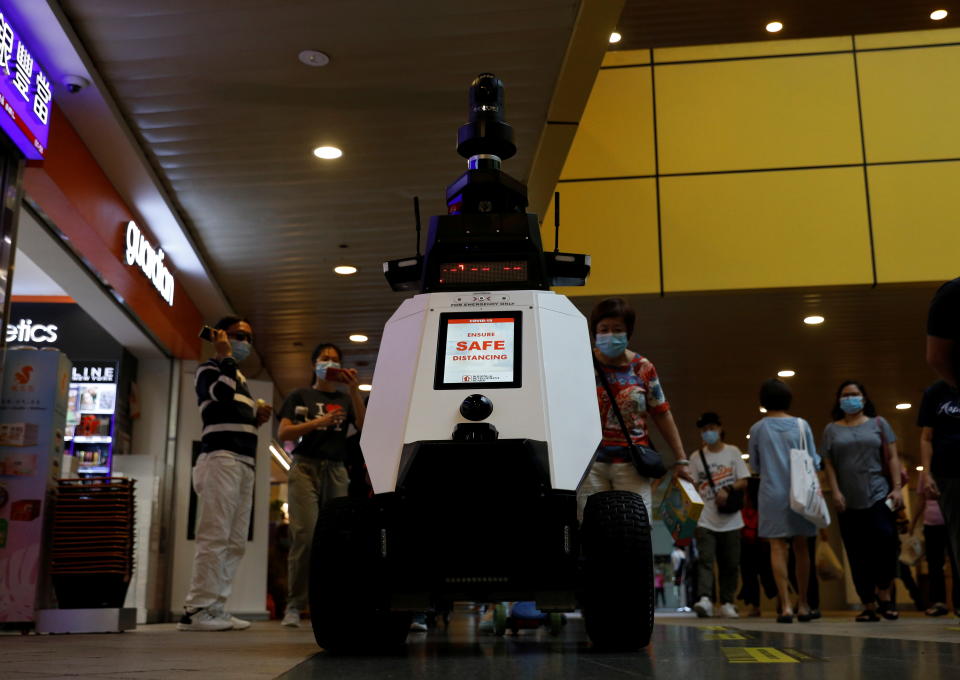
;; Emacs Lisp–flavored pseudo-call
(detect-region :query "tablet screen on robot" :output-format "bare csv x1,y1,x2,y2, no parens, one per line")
434,311,522,389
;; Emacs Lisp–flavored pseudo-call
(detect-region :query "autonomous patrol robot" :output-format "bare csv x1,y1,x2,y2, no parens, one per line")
310,74,654,652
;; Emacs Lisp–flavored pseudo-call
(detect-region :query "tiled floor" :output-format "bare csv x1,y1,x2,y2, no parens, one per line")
2,611,958,679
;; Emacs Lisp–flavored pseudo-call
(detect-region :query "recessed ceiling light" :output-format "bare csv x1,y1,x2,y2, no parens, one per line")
759,407,768,413
298,49,330,67
896,403,912,410
766,21,784,33
916,465,924,471
746,434,751,439
334,265,357,275
931,9,948,21
777,370,796,378
741,453,750,460
609,31,622,44
349,334,368,343
804,315,825,325
359,384,372,392
313,146,343,159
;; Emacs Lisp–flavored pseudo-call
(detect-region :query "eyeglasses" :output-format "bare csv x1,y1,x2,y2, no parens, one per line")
229,331,253,343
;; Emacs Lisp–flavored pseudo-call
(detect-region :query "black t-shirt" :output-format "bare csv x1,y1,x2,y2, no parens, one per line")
278,387,354,462
928,277,960,378
917,380,960,479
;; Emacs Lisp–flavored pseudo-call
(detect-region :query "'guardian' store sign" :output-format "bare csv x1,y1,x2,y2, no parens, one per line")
0,8,52,159
125,221,175,306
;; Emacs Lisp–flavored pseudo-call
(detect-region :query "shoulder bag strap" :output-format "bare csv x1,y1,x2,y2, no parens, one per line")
796,417,808,453
699,448,718,494
593,354,640,457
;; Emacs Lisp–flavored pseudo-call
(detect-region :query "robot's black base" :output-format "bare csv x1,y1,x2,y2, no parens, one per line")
308,479,654,654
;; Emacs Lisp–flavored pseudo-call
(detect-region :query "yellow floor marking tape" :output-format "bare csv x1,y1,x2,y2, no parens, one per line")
699,625,730,631
705,633,748,640
722,647,800,664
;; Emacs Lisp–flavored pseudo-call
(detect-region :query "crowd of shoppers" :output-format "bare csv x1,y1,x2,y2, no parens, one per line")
184,274,959,631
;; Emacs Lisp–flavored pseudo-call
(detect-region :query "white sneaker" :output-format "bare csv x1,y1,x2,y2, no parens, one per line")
177,607,233,632
282,609,301,628
409,617,428,632
693,597,714,618
228,615,252,630
720,603,740,619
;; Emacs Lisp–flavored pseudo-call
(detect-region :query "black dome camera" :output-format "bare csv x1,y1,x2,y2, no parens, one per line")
459,394,493,421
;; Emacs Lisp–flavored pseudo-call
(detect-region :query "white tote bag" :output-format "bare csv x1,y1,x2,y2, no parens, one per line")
788,418,831,529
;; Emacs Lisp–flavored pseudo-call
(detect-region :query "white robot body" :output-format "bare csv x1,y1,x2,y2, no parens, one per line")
362,289,600,494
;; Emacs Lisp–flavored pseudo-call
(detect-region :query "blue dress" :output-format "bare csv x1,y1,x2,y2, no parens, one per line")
749,417,821,539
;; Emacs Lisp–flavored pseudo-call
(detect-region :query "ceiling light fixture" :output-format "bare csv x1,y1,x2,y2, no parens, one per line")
359,384,372,392
930,9,948,20
741,453,750,460
609,31,622,44
759,407,768,413
746,434,751,439
298,49,331,67
766,21,784,33
803,315,825,325
895,403,912,410
334,265,357,275
777,370,796,378
349,334,368,343
313,146,343,159
916,465,924,472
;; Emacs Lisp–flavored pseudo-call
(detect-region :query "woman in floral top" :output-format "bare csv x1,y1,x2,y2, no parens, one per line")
578,297,690,517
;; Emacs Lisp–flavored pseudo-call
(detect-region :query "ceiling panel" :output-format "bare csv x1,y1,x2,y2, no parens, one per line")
615,0,958,50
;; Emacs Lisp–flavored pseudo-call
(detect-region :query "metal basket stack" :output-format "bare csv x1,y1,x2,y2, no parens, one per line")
50,477,135,609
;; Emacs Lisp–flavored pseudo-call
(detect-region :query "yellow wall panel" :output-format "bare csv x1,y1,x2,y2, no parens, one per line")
655,55,862,174
654,36,851,63
856,27,960,49
857,46,960,163
661,168,872,292
869,162,960,283
603,50,650,67
542,179,660,296
560,68,655,180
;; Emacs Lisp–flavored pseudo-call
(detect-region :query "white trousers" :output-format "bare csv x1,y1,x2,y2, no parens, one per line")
184,452,255,611
577,462,653,521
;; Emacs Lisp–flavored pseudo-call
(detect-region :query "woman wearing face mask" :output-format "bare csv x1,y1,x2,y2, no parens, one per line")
578,297,690,519
822,380,903,622
277,343,366,628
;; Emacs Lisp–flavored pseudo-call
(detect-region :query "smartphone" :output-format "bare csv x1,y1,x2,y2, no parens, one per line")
325,367,349,383
199,325,216,342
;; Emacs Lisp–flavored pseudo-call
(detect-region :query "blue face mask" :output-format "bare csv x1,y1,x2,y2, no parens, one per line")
230,339,252,363
595,332,628,358
839,395,864,414
315,360,341,377
702,430,721,446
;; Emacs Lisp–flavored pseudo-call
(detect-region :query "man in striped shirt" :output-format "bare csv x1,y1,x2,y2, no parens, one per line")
179,316,272,632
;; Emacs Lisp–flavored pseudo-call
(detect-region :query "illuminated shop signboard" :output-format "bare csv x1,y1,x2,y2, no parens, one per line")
0,8,52,159
125,221,175,306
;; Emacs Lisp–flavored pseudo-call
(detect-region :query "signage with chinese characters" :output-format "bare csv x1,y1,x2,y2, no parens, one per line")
0,8,52,159
125,221,175,306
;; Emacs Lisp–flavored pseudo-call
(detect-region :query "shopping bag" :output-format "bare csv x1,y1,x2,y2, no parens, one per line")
658,476,704,542
815,540,844,581
899,532,925,567
788,419,831,529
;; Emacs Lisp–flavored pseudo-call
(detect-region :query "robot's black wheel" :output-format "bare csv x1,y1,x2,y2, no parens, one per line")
309,496,411,653
580,490,654,651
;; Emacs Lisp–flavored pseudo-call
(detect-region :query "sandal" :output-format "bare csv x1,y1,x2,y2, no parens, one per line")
926,603,949,617
855,609,880,622
877,601,899,621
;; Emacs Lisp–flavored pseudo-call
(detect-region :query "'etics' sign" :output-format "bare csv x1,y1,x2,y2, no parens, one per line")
125,221,175,306
0,8,52,159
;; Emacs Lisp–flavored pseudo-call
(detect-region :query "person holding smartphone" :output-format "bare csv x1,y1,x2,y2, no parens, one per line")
821,380,902,622
277,342,366,628
179,316,272,632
